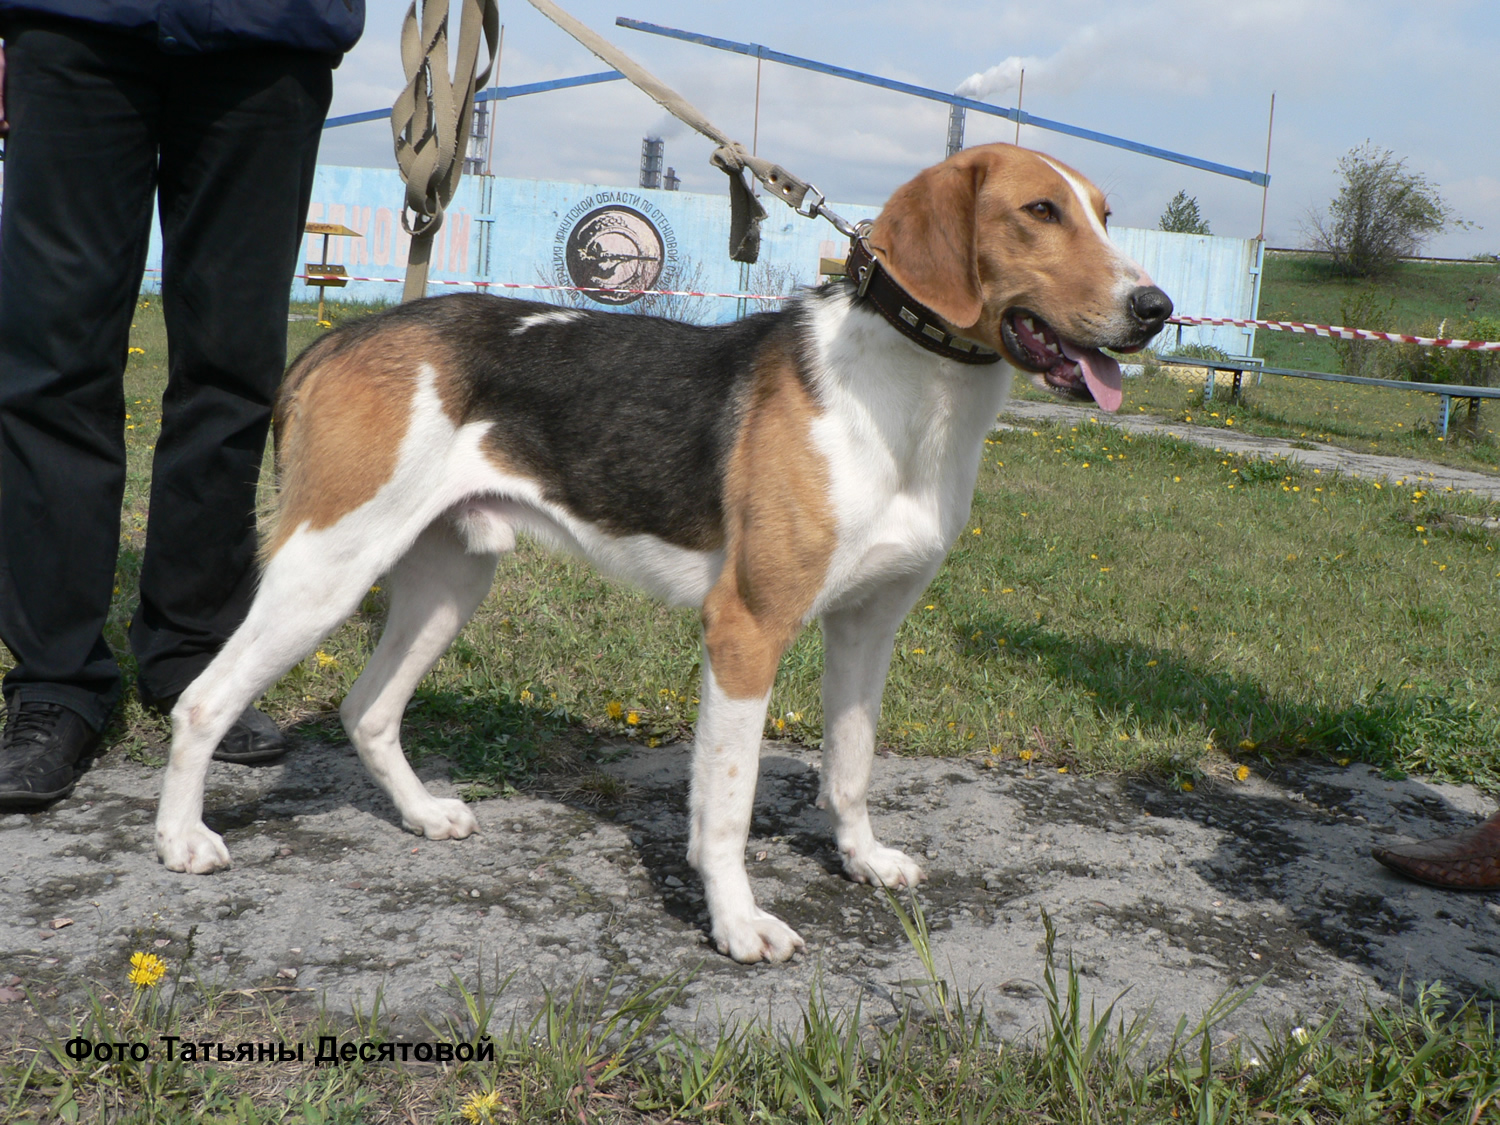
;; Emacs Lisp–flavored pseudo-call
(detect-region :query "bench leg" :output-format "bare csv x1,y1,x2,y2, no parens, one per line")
1440,395,1451,439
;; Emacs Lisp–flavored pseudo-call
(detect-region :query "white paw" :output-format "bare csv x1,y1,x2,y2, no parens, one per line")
400,797,479,840
157,821,232,873
712,908,806,964
843,844,926,888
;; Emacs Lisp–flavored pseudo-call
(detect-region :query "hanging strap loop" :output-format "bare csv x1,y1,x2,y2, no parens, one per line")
391,0,500,301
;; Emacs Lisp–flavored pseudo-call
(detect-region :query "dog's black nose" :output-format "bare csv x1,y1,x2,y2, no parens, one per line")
1129,285,1173,329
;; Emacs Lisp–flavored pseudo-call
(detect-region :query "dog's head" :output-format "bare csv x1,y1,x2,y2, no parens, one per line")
866,143,1172,412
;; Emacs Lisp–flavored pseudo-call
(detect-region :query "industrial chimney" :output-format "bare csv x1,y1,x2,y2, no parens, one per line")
639,137,664,189
945,104,966,159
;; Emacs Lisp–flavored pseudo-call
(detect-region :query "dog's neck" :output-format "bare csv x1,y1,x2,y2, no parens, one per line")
843,238,1001,366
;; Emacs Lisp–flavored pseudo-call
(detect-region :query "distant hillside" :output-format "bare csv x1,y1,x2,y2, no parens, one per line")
1253,253,1500,373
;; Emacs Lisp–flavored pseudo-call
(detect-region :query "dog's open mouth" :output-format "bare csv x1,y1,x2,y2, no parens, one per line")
1001,308,1124,414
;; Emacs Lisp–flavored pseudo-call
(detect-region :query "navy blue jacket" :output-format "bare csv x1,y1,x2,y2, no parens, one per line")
0,0,365,56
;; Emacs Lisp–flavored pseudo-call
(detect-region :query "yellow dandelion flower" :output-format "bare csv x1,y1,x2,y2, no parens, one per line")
460,1089,505,1124
128,951,167,988
1180,781,1194,792
1145,659,1158,666
626,710,640,725
1018,749,1034,762
1238,738,1257,751
1057,766,1069,774
316,319,333,328
519,689,533,704
606,700,623,720
314,650,337,669
128,346,145,356
647,736,660,748
910,647,926,655
1235,765,1250,782
774,717,786,732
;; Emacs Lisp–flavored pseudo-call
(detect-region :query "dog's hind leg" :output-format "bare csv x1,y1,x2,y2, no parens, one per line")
156,527,399,874
818,571,938,889
340,517,498,840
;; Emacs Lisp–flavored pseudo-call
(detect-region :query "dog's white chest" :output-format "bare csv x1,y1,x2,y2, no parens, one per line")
807,310,1014,610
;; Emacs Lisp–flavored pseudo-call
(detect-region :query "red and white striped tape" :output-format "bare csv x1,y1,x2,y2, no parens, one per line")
293,273,788,302
1169,314,1500,351
269,271,1497,351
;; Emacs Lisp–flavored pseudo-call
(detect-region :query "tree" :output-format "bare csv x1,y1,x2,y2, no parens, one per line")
1158,190,1211,234
1306,142,1453,277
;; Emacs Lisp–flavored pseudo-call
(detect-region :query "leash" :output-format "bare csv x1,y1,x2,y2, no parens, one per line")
393,0,999,366
522,1,996,364
523,0,857,262
392,0,500,303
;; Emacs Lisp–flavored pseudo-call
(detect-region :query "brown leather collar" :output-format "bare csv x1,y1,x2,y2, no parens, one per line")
843,235,1001,365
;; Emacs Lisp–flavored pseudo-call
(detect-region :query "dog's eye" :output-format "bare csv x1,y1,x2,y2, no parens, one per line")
1025,201,1058,222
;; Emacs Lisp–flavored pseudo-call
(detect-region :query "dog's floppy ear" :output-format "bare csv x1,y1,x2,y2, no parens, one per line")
866,148,989,329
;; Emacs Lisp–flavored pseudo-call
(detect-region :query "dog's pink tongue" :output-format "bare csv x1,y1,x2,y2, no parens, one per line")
1059,339,1123,413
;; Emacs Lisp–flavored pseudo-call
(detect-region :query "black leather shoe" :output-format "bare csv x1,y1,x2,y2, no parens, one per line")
140,690,290,765
212,705,290,765
0,701,103,810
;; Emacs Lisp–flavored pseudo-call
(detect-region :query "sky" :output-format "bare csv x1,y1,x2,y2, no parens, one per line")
318,0,1500,259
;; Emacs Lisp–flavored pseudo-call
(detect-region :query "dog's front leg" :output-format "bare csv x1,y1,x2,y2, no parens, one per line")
818,573,937,889
688,651,804,964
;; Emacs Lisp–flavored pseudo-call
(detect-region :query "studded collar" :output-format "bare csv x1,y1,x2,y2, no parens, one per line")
843,234,1002,366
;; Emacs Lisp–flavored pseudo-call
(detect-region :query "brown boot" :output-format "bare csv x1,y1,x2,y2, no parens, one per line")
1372,809,1500,890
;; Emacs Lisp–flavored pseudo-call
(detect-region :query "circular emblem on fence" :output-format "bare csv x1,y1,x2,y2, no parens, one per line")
557,202,671,306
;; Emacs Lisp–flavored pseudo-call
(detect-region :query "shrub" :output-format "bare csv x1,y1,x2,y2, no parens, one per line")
1329,289,1396,379
1305,142,1454,277
1390,314,1500,438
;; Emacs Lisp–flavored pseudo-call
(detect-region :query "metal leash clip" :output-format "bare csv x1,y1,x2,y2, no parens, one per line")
848,220,876,297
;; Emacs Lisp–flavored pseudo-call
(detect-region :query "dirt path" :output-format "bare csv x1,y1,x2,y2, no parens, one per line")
1002,399,1500,501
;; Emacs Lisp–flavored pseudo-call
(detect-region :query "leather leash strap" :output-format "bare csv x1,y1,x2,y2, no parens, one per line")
392,0,500,303
844,235,1001,365
524,0,850,263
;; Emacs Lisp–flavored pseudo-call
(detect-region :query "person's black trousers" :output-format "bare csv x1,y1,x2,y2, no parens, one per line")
0,17,333,730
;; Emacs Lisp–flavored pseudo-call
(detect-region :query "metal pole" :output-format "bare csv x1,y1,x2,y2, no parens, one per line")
1440,395,1451,438
1257,92,1275,242
317,232,330,323
1013,68,1024,145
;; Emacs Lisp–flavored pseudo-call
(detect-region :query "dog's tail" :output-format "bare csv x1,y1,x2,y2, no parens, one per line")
259,327,357,564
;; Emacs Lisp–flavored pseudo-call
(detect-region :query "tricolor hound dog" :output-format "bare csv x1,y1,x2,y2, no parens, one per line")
155,143,1171,963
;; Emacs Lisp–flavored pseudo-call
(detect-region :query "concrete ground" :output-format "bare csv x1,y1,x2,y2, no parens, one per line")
3,405,1497,1046
2,741,1497,1045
